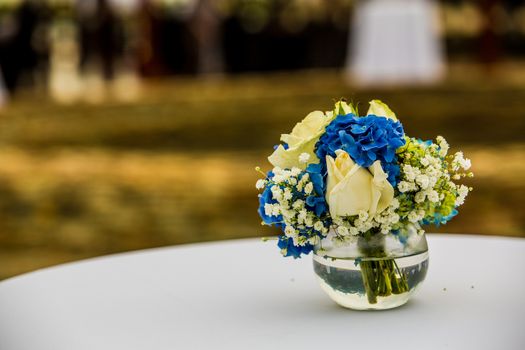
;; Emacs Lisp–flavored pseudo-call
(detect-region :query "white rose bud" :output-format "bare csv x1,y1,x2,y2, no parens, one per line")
325,150,394,218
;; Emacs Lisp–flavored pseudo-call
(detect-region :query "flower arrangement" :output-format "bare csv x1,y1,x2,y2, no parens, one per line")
256,100,472,304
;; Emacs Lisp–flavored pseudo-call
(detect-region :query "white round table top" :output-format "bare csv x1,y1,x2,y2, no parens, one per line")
0,234,524,350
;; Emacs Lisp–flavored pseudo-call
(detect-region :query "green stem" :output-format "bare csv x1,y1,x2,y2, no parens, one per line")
357,236,409,304
360,261,378,304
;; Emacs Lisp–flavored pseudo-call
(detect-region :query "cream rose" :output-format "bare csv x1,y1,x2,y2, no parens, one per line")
268,110,335,170
326,150,394,218
367,99,397,121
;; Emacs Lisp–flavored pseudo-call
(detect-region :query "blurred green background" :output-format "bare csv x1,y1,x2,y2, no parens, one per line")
0,0,524,279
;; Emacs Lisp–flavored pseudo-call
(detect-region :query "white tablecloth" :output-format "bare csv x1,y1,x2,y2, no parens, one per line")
0,234,524,350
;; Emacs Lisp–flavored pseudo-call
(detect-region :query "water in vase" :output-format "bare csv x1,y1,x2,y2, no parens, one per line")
313,251,429,310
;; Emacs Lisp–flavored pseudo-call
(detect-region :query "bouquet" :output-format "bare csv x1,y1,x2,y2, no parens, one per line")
256,100,472,304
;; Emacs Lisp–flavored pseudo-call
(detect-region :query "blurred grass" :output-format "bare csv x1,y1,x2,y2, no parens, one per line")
0,67,524,279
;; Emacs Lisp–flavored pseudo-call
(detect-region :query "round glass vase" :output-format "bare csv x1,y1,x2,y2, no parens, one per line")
313,228,429,310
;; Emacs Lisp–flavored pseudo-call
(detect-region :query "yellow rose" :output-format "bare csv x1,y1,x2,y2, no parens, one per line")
268,110,334,170
326,150,394,218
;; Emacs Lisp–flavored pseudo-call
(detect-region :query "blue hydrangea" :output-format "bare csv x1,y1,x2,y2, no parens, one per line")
423,209,458,227
315,114,405,185
273,143,289,150
305,163,328,217
257,172,283,229
416,138,432,147
278,236,313,258
391,229,406,244
257,168,329,259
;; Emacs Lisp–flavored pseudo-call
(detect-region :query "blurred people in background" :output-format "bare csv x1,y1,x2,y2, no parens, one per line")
479,0,501,69
0,69,6,109
0,0,49,98
191,0,224,75
75,0,125,103
137,0,165,76
137,0,198,76
0,0,524,103
47,3,81,104
77,0,124,82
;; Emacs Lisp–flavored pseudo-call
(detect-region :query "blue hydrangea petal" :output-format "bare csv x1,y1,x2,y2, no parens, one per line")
350,124,369,134
257,186,283,226
277,237,313,259
384,147,395,162
315,113,405,186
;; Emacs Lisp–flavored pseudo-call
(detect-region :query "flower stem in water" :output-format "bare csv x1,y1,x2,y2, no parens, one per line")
359,258,408,304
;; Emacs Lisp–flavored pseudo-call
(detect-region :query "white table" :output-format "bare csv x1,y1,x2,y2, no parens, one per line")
1,235,524,350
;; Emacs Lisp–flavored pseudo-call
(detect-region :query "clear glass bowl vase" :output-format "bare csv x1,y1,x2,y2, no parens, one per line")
313,228,429,310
